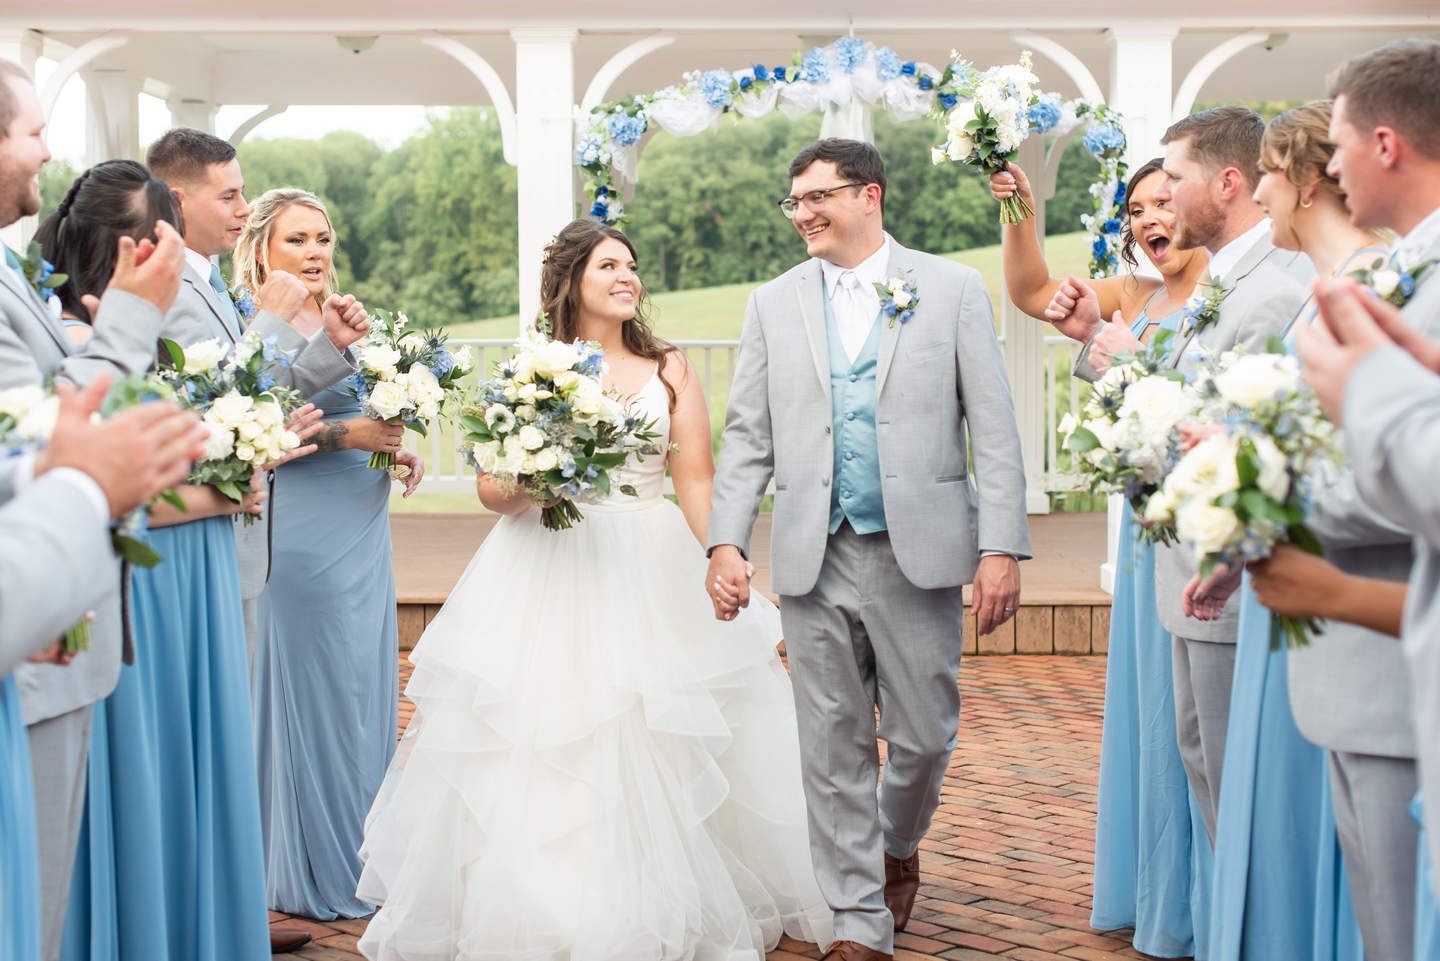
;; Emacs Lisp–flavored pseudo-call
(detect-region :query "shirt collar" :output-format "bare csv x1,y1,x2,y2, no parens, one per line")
819,233,892,296
1206,218,1271,283
184,246,218,286
1396,205,1440,270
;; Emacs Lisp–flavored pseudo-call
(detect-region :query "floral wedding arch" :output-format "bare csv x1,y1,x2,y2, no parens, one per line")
575,37,1132,278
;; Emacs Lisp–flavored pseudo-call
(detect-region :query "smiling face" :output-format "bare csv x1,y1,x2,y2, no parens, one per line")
1252,164,1305,252
264,202,334,297
177,158,250,257
787,159,881,266
1156,138,1227,253
0,74,50,227
1126,169,1189,272
577,236,640,328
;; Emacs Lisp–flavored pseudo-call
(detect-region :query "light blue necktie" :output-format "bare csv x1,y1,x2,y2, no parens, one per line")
207,261,243,332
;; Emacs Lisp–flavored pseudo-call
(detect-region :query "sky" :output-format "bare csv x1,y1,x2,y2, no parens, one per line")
36,57,435,163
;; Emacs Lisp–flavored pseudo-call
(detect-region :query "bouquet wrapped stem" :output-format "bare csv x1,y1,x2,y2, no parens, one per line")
998,190,1035,226
540,498,586,532
63,620,90,655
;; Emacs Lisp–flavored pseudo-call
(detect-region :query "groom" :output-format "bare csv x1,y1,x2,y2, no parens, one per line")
706,138,1031,961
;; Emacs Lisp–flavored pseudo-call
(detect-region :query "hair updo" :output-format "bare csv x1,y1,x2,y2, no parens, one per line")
1260,100,1345,200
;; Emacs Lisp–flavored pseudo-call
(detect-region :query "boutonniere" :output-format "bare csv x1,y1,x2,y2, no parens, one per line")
13,242,66,315
1351,257,1433,307
230,286,257,321
1181,278,1227,336
874,271,919,328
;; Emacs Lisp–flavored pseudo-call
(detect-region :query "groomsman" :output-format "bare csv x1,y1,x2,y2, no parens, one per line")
146,128,366,664
1296,38,1440,953
0,59,187,961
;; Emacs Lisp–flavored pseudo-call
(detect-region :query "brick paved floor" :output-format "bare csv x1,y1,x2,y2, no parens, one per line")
273,654,1148,961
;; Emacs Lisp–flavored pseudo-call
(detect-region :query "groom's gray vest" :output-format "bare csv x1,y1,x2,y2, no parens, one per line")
825,288,887,535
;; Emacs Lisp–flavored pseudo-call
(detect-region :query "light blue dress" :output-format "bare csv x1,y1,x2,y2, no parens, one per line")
253,382,399,919
1414,798,1440,961
1,672,41,961
60,517,271,961
1091,298,1214,957
1207,577,1364,960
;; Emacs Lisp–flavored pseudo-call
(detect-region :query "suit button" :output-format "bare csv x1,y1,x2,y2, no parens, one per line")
849,373,858,383
844,451,854,461
845,412,856,421
824,425,831,434
821,477,830,487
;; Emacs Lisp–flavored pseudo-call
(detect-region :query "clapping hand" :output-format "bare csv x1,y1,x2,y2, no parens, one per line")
322,294,371,351
1045,276,1106,345
257,271,310,323
1089,311,1144,374
101,220,186,315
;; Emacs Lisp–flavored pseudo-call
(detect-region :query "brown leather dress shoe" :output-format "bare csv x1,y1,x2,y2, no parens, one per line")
822,939,894,961
884,850,921,932
269,925,312,954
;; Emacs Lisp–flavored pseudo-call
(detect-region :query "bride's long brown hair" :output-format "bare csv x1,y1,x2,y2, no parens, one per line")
539,219,680,410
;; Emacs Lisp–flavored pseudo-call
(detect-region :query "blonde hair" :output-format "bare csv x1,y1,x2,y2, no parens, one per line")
1260,101,1345,201
232,188,338,304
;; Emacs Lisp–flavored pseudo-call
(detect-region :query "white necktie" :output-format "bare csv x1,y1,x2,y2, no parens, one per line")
836,271,870,364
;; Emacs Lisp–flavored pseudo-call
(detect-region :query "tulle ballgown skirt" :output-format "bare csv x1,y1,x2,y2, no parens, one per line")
1091,503,1211,957
357,497,833,961
1208,579,1363,961
60,517,270,961
1,672,41,961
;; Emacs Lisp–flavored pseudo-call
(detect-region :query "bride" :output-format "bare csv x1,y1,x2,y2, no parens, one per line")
356,220,834,961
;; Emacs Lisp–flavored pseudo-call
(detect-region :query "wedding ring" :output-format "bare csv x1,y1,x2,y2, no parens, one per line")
1003,606,1015,613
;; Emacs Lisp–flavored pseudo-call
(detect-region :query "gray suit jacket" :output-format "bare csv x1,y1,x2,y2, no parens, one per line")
0,263,165,726
1149,236,1312,641
169,266,355,600
709,241,1031,596
0,474,117,677
1288,236,1440,758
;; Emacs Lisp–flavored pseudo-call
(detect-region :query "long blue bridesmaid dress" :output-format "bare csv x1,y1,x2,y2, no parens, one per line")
1091,299,1213,957
1206,578,1364,960
1,672,41,961
1415,798,1440,961
60,516,271,961
253,382,398,919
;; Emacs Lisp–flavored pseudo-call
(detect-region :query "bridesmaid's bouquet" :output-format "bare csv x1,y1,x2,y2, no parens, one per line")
929,51,1042,224
1146,349,1341,648
0,379,175,653
460,328,663,531
158,332,304,524
1060,338,1200,544
348,309,473,472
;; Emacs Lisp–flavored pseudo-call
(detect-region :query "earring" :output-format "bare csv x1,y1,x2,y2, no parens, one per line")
1299,195,1314,209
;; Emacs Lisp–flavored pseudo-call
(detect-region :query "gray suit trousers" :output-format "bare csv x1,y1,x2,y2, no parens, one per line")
29,705,93,961
1170,636,1236,843
1330,751,1419,961
780,523,965,955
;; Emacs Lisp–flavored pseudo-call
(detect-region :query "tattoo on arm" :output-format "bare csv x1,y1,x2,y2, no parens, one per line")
312,422,349,453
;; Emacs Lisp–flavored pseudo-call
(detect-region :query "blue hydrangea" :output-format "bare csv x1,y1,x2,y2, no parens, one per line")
1401,273,1417,297
834,37,866,75
260,335,294,369
430,353,455,379
605,112,647,147
801,47,830,84
900,61,917,77
346,372,369,400
37,260,54,283
699,69,733,108
1082,123,1126,158
576,136,604,166
874,47,902,80
232,288,258,320
257,371,277,392
1113,181,1127,205
1092,238,1109,258
938,93,958,112
1027,100,1062,133
917,74,933,91
1103,218,1123,234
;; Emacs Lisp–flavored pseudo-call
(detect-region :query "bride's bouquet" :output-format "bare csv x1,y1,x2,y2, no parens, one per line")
158,332,304,523
348,309,473,472
929,51,1042,224
1060,337,1201,545
460,329,664,531
1145,349,1342,648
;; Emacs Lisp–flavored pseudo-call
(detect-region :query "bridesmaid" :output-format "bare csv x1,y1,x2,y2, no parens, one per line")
39,161,274,961
1187,101,1380,960
990,160,1213,957
237,189,421,920
1,667,41,961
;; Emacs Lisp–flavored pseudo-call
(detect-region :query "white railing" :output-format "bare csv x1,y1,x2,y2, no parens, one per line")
415,336,1091,495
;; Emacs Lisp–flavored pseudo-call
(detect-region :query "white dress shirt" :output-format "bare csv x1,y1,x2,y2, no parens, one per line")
819,235,891,364
1207,218,1272,284
1396,204,1440,272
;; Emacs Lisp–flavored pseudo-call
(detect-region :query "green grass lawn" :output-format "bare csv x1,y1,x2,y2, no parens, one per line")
394,231,1092,514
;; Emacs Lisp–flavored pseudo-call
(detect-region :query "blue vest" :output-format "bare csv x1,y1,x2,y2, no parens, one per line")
826,286,887,534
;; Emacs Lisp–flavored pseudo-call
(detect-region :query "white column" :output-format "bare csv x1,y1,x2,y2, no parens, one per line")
512,29,577,331
92,68,139,160
1105,27,1178,167
83,68,110,167
169,97,215,134
0,29,42,252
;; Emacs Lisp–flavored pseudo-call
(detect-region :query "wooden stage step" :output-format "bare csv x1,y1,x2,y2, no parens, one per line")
391,511,1112,656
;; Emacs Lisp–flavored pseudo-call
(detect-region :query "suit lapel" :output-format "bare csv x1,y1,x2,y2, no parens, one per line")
0,256,70,356
794,262,832,406
874,242,906,398
184,264,240,343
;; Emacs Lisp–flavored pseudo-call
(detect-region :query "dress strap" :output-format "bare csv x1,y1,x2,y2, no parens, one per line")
1129,286,1168,337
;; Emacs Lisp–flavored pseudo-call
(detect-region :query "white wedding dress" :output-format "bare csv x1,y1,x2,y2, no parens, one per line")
356,370,833,961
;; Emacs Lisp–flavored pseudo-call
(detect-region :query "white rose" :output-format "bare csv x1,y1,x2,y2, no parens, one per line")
1213,354,1298,409
14,395,58,441
279,429,301,451
360,344,402,377
891,287,913,308
1249,434,1291,502
1058,411,1079,437
495,436,527,474
234,441,257,463
552,370,581,393
930,146,947,166
367,380,411,420
472,439,501,472
1177,501,1243,559
532,340,579,379
182,338,226,375
1144,487,1177,525
533,447,560,472
1118,376,1196,433
1167,434,1240,499
514,404,537,423
0,385,46,422
450,346,473,372
236,420,263,442
253,399,284,427
200,422,235,461
517,424,546,451
207,391,254,427
946,134,973,162
1370,269,1400,298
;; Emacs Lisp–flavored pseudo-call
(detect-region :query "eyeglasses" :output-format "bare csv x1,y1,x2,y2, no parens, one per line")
778,182,867,220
